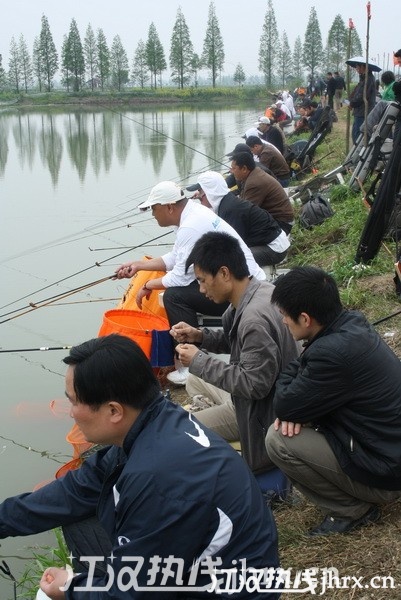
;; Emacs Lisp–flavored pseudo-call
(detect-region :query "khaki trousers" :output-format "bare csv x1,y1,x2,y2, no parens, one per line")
186,373,239,441
265,424,401,519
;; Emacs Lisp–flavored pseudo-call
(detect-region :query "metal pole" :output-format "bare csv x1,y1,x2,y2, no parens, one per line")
345,18,354,154
363,2,371,148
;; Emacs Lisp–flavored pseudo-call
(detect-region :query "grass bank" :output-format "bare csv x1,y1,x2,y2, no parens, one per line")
0,85,270,109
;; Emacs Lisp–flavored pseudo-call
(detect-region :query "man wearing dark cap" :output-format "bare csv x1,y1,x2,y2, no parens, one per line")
230,152,294,234
245,136,291,187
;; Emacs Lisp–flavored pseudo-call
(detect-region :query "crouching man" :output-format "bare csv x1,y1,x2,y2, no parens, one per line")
265,267,401,536
0,334,281,598
171,231,300,476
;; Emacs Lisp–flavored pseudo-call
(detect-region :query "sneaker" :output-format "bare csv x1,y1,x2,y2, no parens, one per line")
307,505,381,537
166,367,189,386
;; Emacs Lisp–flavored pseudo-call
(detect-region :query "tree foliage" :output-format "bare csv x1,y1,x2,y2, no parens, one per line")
18,35,33,92
277,31,292,89
32,36,43,91
8,37,22,92
259,0,279,87
292,36,304,83
169,7,194,89
39,14,59,91
63,18,85,92
326,15,347,71
110,35,129,91
132,40,149,88
233,63,245,86
302,6,323,82
146,23,167,89
201,2,225,88
84,24,97,90
96,28,110,90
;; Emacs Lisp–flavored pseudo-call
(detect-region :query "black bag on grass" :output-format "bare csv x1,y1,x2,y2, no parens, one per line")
299,195,334,229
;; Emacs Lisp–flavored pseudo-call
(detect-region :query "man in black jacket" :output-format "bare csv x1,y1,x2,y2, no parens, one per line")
187,170,290,266
265,266,401,536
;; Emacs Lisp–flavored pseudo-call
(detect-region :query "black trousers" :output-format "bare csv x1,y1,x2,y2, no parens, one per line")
163,281,228,328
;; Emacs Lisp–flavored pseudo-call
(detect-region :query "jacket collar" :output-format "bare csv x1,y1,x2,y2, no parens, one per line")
122,393,166,456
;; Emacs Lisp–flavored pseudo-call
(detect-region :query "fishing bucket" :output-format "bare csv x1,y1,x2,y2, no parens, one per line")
98,309,174,367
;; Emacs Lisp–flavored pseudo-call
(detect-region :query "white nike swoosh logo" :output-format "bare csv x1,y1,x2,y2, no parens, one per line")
185,413,211,448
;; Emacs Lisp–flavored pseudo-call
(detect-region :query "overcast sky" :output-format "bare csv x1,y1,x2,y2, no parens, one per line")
1,0,400,78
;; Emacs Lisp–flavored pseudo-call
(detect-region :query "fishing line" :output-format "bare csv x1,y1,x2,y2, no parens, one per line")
101,105,233,171
0,275,114,324
0,230,173,319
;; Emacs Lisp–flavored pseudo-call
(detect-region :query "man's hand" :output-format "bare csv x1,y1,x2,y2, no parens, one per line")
274,418,302,437
40,566,73,599
176,343,199,366
114,261,140,279
170,322,203,344
136,286,151,309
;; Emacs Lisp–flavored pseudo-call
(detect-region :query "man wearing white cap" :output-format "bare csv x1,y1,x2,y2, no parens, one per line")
255,116,285,154
115,181,266,386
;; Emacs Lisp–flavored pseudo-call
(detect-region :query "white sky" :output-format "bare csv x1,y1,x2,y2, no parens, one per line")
1,0,400,78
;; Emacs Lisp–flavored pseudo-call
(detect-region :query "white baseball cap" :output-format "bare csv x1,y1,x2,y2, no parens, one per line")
138,181,186,211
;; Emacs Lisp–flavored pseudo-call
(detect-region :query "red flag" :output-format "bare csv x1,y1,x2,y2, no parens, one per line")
367,2,371,20
349,18,355,30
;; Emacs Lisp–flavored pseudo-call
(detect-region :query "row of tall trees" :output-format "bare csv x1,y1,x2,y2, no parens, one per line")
2,3,363,93
259,1,363,87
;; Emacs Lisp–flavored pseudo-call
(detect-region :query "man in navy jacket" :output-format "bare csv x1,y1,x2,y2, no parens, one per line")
265,267,401,536
0,335,280,598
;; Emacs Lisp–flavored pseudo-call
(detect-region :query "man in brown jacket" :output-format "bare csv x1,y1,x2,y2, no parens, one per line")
230,152,294,234
245,135,291,188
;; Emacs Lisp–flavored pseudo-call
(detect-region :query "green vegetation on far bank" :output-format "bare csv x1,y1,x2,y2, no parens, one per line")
0,85,271,108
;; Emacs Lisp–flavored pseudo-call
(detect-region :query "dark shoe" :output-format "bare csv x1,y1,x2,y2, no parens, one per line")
307,505,381,537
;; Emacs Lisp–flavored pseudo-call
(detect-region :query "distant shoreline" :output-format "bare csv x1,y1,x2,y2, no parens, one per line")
0,86,270,110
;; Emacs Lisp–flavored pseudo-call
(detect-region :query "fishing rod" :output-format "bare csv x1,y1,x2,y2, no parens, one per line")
0,345,72,354
371,309,401,326
0,230,173,318
0,275,115,324
89,243,172,251
102,105,233,171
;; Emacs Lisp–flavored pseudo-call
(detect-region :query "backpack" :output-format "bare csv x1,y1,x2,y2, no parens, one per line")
299,195,334,229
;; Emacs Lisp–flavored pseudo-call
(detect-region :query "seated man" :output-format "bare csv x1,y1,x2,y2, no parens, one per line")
301,100,323,130
265,267,401,536
170,232,300,475
0,334,281,598
245,135,291,187
229,152,294,234
188,170,290,266
115,180,265,386
254,116,285,153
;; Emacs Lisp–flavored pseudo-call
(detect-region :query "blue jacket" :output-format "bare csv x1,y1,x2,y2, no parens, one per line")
0,396,280,598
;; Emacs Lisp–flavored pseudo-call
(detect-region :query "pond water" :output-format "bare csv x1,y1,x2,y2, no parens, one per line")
0,103,256,596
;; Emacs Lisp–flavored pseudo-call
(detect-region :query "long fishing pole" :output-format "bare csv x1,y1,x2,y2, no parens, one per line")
0,230,173,317
0,346,72,354
0,275,115,324
102,105,233,171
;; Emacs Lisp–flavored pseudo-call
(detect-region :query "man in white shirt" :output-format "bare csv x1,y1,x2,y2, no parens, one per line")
115,181,265,385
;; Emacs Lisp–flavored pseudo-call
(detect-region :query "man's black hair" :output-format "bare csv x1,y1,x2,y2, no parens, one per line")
185,231,250,280
245,136,264,148
63,334,160,409
381,71,395,86
230,152,256,171
271,266,343,327
394,49,401,58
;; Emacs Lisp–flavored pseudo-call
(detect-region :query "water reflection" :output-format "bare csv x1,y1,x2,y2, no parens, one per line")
0,106,240,188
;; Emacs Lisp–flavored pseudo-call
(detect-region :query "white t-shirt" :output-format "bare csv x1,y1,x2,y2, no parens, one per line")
161,200,266,287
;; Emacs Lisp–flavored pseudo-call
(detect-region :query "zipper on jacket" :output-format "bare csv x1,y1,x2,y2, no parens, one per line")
350,436,354,453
